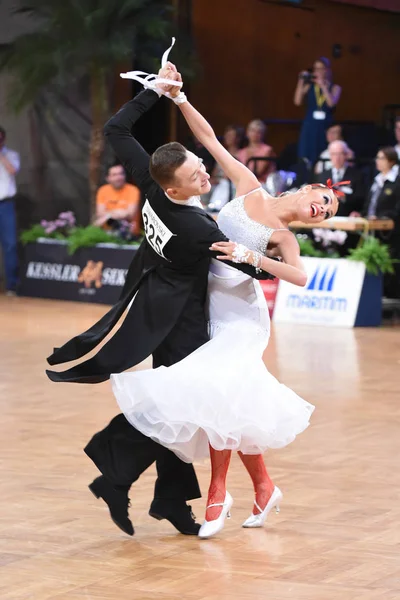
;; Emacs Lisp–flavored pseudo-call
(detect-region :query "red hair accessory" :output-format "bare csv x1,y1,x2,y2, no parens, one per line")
325,178,351,198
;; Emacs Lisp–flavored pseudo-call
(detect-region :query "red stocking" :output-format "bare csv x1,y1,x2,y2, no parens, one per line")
206,445,232,521
238,452,274,514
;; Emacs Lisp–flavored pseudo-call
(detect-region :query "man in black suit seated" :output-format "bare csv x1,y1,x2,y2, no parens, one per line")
314,140,365,216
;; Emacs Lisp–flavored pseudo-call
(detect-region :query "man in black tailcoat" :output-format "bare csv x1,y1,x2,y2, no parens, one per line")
46,68,273,536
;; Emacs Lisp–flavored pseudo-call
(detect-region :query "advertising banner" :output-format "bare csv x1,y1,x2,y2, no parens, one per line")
19,240,138,305
273,257,366,327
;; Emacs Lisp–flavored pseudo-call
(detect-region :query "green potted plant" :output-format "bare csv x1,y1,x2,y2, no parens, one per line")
349,235,395,326
20,211,141,254
347,235,395,276
0,0,180,217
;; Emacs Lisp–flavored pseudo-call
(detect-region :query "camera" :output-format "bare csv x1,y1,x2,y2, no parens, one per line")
301,70,315,85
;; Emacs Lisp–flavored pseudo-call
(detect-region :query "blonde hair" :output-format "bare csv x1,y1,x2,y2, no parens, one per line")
328,140,350,154
248,119,266,134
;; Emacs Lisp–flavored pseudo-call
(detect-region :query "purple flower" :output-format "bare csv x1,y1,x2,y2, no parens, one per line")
41,220,48,228
45,224,57,234
59,211,76,226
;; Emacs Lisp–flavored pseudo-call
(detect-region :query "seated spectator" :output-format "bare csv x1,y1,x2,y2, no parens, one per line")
94,164,141,235
314,140,364,216
356,147,400,219
314,124,354,174
394,117,400,161
237,119,275,183
185,136,215,176
355,147,400,298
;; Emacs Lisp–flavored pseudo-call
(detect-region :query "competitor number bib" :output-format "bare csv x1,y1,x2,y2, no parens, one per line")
142,200,174,260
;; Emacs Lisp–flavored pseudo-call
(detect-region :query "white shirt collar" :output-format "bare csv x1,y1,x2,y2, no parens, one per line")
333,164,347,174
375,164,399,187
165,193,203,208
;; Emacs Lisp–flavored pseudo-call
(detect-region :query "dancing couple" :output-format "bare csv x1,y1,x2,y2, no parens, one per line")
47,52,340,539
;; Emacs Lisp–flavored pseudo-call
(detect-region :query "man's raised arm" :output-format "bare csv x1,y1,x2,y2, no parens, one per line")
104,88,161,194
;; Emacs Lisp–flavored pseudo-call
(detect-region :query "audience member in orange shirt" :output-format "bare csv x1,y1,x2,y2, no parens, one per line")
95,164,141,234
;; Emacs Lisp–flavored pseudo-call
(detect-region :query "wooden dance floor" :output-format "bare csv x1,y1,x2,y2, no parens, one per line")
1,296,400,600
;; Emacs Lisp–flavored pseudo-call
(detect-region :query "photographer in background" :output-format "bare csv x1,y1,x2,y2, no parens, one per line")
0,126,20,296
294,57,342,166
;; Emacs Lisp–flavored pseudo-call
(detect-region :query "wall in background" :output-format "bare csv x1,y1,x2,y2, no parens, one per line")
189,0,400,153
331,0,400,13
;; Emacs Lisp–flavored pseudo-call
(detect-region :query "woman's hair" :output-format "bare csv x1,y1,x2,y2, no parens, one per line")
314,56,332,82
378,146,398,165
316,56,331,69
224,124,245,147
247,119,267,135
279,182,341,199
279,184,324,198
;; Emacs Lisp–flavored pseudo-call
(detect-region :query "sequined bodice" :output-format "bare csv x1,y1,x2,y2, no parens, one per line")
217,194,275,256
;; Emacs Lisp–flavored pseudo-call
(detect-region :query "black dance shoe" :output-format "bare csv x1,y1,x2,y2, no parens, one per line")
149,498,201,535
89,476,134,536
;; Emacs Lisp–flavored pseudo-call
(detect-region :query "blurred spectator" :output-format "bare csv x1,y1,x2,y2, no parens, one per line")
185,136,215,175
356,147,399,219
314,140,364,216
237,119,275,183
94,164,141,235
357,147,400,298
206,125,244,210
314,124,354,174
294,57,342,165
394,117,400,161
0,126,20,295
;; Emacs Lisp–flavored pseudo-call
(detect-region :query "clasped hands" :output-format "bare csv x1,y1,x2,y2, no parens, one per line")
156,61,182,98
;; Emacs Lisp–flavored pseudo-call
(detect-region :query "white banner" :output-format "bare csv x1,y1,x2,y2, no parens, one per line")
273,257,366,328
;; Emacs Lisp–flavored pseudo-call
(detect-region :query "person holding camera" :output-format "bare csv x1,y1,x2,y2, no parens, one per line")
294,57,342,166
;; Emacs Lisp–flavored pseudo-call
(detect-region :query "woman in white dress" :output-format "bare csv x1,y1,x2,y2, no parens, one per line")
111,66,341,538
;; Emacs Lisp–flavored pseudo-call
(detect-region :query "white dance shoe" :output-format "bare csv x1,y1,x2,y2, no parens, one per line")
242,486,283,528
198,491,233,539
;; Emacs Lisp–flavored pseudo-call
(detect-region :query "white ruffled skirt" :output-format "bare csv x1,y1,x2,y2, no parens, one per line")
111,261,314,463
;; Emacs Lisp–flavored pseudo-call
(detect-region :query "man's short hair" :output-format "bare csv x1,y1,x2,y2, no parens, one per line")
329,140,349,153
107,163,125,175
328,123,342,134
150,142,188,187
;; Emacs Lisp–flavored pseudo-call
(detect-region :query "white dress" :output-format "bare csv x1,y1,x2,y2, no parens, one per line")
111,189,314,463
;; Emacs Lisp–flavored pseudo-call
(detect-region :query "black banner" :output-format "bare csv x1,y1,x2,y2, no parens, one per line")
19,241,138,304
